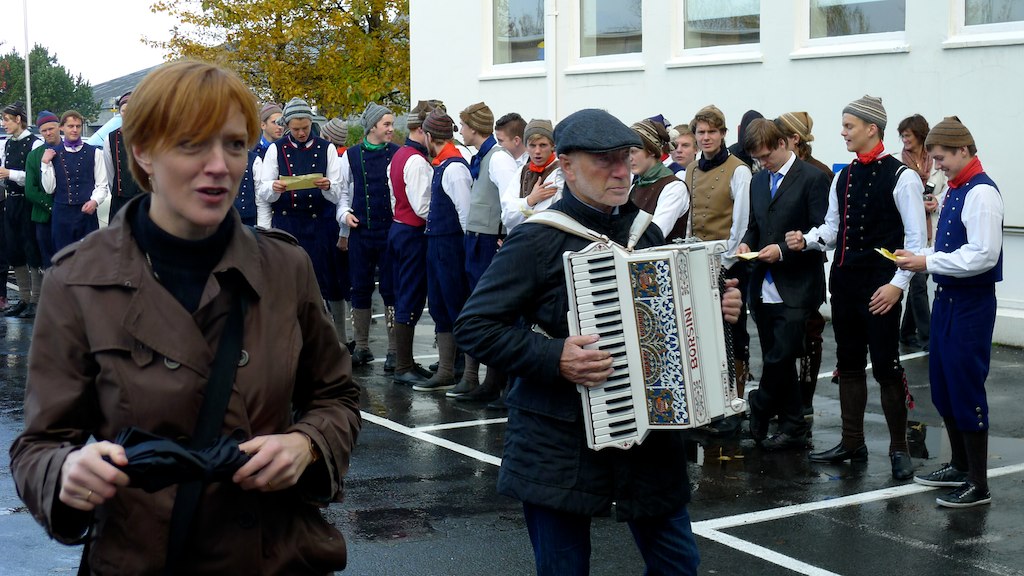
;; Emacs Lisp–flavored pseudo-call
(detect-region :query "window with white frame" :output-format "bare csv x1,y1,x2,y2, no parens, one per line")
809,0,906,39
683,0,760,49
580,0,642,57
965,0,1024,25
493,0,545,65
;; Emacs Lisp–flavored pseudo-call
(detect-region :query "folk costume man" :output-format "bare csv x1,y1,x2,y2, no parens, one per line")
739,119,830,451
24,111,61,271
338,102,401,369
668,124,698,179
1,101,43,318
415,109,472,393
453,102,518,402
41,110,109,255
103,91,143,219
686,104,753,436
900,117,1003,508
629,118,689,241
494,112,529,167
254,103,284,160
786,95,926,480
454,108,742,576
499,119,562,232
258,97,346,328
387,101,437,386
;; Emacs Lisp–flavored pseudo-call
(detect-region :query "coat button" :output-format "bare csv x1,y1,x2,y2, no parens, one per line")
164,358,181,370
238,350,249,367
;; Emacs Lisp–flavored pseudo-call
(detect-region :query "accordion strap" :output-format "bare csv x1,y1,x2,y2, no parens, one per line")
527,210,654,250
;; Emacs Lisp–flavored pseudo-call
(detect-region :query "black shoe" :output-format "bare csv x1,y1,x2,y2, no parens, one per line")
351,347,374,367
413,374,456,392
411,363,434,379
809,442,868,463
445,377,478,398
915,463,968,487
890,451,915,480
744,410,767,443
761,431,811,452
392,370,428,387
707,414,743,438
936,482,991,508
3,300,28,317
17,302,36,319
486,395,507,411
455,382,500,403
383,352,396,373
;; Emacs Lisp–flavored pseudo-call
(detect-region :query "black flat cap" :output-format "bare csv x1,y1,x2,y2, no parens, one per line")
555,109,642,155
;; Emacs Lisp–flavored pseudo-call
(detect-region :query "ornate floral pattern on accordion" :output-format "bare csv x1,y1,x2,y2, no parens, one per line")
565,240,744,450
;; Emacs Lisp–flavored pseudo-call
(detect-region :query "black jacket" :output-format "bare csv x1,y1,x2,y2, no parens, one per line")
455,189,694,520
741,157,830,310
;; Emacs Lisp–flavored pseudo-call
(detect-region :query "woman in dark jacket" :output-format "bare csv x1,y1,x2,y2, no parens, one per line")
10,61,361,575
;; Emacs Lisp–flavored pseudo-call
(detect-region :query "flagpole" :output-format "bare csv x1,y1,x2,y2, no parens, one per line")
23,0,32,122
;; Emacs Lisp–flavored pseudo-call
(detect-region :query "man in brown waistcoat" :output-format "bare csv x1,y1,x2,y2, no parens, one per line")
685,104,753,436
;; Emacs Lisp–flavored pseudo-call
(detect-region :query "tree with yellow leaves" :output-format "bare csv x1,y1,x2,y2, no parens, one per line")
149,0,409,118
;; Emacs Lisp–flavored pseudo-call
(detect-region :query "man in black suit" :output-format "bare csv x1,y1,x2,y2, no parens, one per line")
738,119,830,450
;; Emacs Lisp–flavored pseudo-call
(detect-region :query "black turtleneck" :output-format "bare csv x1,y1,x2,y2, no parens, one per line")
131,195,234,313
697,146,731,172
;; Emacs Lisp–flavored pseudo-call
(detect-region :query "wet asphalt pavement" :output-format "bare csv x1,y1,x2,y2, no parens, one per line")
2,289,1023,575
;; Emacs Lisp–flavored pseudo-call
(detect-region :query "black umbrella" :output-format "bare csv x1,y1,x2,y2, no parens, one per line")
105,427,251,493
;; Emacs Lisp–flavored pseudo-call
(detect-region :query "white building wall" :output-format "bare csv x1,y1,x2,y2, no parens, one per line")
410,0,1024,345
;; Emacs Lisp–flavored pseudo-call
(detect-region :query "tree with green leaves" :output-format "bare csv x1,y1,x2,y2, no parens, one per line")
0,44,99,122
149,0,410,118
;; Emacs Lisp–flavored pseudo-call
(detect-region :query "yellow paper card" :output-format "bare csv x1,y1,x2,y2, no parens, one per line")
875,248,906,261
735,252,759,261
281,173,324,191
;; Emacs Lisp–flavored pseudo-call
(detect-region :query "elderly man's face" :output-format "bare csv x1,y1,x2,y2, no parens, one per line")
559,148,632,212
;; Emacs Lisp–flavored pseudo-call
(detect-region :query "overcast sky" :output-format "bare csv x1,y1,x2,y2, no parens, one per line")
5,0,177,85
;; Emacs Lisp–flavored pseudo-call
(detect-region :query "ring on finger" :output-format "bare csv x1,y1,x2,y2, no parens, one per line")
84,489,94,501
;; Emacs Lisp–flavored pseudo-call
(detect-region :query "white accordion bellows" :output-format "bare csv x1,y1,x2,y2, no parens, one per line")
565,239,745,451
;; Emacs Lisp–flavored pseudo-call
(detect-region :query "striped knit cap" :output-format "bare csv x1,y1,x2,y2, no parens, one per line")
925,116,975,149
459,102,494,134
406,100,436,129
260,102,283,123
524,119,554,143
361,102,392,132
777,112,815,143
423,108,456,140
36,110,60,126
321,118,348,146
843,95,887,131
631,119,670,157
283,97,313,124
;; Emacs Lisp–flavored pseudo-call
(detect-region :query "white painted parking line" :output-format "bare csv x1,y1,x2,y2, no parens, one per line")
415,417,509,432
693,527,842,576
815,350,929,381
692,462,1024,575
361,411,502,467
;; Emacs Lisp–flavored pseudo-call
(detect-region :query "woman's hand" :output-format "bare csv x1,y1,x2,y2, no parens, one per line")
234,432,315,492
59,442,130,512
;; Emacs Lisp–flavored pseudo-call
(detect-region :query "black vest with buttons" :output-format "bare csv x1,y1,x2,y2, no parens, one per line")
272,135,332,216
108,128,143,199
834,155,906,269
3,134,37,195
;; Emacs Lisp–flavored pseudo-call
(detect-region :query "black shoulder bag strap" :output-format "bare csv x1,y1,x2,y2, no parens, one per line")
163,289,249,575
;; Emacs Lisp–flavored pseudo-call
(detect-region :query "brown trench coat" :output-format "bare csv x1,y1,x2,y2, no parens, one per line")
10,199,361,575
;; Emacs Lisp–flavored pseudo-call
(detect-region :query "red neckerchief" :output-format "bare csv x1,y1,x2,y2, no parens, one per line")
431,141,462,167
855,140,885,164
948,156,983,189
528,153,556,173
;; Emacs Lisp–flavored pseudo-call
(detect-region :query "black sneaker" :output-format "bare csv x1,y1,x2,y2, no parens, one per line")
413,375,456,392
936,482,991,508
914,463,969,487
351,347,374,367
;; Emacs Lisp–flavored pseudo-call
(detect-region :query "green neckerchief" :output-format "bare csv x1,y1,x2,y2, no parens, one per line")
361,138,387,151
635,161,674,188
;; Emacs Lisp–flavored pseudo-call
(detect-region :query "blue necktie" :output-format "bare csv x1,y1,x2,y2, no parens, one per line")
766,172,783,285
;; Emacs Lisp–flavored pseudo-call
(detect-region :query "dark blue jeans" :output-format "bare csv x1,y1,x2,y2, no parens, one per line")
522,502,699,576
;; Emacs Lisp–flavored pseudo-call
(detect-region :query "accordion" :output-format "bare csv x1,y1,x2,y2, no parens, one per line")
565,239,744,451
